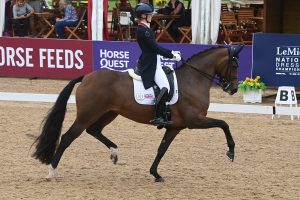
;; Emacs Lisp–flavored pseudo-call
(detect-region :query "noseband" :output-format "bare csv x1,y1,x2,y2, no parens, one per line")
182,47,238,91
220,47,238,92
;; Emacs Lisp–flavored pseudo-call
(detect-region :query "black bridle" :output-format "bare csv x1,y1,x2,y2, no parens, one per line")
181,47,239,92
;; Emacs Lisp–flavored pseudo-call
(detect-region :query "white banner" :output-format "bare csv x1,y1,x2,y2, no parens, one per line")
92,0,104,41
0,0,5,37
191,0,220,44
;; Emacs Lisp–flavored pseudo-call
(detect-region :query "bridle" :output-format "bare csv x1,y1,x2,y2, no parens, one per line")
181,47,239,92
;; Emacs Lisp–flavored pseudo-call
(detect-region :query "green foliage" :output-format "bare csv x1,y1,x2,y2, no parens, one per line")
238,76,266,92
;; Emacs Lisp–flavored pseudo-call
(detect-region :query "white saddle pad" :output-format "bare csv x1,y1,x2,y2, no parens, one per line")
128,69,179,105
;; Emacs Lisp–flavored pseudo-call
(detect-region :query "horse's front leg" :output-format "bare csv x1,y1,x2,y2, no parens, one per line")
187,115,235,161
150,128,180,182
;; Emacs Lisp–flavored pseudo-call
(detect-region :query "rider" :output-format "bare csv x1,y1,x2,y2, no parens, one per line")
135,3,181,126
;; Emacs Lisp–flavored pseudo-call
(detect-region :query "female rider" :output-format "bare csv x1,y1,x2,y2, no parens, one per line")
135,3,181,126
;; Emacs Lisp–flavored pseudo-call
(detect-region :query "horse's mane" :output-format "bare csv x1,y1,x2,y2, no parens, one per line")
177,46,226,68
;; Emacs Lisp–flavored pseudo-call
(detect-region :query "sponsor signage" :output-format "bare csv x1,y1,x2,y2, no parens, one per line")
0,37,252,81
92,41,252,81
92,41,137,72
0,37,93,79
253,33,300,87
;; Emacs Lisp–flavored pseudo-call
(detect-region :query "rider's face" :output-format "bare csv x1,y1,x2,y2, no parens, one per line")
146,14,153,22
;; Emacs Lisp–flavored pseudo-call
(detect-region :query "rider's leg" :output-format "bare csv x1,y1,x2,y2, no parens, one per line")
154,62,170,92
151,87,171,125
151,60,172,126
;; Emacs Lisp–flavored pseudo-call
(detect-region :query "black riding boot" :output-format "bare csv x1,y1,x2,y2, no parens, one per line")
150,87,172,126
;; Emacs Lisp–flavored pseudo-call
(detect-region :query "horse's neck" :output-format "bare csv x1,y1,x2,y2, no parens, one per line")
175,64,212,101
177,52,220,86
175,49,226,105
190,48,227,79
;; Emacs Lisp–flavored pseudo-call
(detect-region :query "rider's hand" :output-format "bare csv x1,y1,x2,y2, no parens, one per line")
172,52,181,62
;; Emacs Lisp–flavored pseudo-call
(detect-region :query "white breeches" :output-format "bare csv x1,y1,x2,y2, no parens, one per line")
154,55,170,92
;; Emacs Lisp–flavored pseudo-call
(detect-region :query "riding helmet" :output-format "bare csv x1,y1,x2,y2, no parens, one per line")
135,3,156,18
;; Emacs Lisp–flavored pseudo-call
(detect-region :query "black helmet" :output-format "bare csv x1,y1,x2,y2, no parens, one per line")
135,3,156,18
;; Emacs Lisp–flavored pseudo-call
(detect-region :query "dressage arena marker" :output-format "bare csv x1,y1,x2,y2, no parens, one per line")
1,92,300,117
273,86,299,120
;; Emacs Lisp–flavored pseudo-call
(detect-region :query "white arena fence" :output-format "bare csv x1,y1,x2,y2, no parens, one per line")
0,92,300,116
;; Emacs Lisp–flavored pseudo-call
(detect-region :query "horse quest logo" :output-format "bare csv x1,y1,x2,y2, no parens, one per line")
275,46,300,76
98,49,130,71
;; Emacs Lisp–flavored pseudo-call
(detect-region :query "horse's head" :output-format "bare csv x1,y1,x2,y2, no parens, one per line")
218,45,244,95
181,45,244,95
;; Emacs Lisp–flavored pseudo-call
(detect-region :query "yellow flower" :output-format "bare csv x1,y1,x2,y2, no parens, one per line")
155,0,167,6
238,74,266,92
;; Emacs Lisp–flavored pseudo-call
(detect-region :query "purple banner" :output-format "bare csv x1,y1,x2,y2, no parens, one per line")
92,41,252,81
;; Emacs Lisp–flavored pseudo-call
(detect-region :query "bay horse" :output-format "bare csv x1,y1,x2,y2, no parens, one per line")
33,45,244,182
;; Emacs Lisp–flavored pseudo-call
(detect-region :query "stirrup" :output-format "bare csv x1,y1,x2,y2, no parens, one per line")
150,117,173,126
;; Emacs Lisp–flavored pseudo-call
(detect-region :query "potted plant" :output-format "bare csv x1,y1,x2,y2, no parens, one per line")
238,76,266,103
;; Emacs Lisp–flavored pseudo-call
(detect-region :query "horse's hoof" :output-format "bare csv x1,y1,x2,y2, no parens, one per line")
157,125,164,129
155,177,165,182
110,154,118,165
226,151,234,162
45,164,55,180
110,147,119,165
45,175,54,181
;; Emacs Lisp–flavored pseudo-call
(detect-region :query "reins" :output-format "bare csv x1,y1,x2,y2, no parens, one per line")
179,46,237,88
181,58,216,81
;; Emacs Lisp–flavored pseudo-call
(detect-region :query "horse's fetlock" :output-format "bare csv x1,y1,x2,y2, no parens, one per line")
150,168,156,175
86,129,95,136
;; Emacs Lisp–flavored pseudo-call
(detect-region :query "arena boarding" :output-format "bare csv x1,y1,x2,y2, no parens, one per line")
1,92,300,117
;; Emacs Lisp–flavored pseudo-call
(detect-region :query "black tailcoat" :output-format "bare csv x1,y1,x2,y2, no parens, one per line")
136,23,173,89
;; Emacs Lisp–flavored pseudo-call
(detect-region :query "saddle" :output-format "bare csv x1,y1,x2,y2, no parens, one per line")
129,65,178,128
133,65,175,102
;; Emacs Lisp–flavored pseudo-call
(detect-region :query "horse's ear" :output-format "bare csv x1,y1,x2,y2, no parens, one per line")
234,44,244,56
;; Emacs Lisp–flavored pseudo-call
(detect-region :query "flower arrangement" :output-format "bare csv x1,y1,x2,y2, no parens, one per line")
155,0,167,7
238,76,266,92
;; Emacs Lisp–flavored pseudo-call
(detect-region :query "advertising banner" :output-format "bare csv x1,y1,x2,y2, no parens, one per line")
0,37,93,79
93,41,252,81
253,33,300,87
0,37,251,80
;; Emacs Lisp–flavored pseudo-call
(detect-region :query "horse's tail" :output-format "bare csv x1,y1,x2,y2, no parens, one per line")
32,76,84,164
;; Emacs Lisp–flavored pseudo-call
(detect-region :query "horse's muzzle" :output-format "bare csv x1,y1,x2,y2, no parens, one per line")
229,85,238,95
222,82,238,95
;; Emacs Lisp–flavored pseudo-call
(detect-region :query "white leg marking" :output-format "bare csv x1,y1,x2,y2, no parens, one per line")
45,164,55,180
110,147,119,164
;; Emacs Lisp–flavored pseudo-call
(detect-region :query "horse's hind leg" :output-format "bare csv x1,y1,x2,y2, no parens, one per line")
46,121,86,179
86,112,119,164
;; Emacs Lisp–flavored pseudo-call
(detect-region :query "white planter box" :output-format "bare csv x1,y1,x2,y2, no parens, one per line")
243,89,262,103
